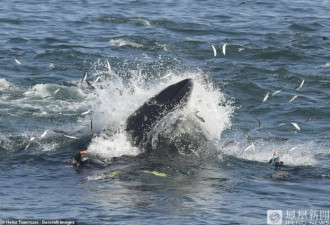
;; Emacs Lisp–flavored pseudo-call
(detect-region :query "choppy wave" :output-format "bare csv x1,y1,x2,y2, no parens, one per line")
1,67,327,167
109,38,143,48
219,135,318,166
0,78,15,91
98,16,151,26
1,0,330,223
318,62,330,68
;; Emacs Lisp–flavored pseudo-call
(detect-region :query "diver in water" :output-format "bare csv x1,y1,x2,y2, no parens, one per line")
269,152,284,167
73,150,90,166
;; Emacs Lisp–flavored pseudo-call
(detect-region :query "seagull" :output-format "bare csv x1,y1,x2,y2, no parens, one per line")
81,109,92,115
295,80,304,90
40,130,48,138
64,135,78,139
290,122,300,131
211,45,217,57
106,60,111,73
244,143,255,151
15,58,22,65
288,95,298,103
272,89,282,96
222,43,228,56
82,72,88,82
263,92,270,102
54,88,60,95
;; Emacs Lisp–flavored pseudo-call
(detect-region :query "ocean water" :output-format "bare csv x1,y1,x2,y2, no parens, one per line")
0,0,329,224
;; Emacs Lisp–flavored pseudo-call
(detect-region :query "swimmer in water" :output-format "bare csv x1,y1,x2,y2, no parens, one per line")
269,152,284,167
73,150,90,166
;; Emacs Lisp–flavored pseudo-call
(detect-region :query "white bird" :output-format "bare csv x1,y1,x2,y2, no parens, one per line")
263,92,270,102
290,122,301,131
244,143,255,151
272,89,282,96
81,109,92,115
40,130,48,138
15,58,22,65
64,135,78,139
93,76,101,84
106,60,111,73
295,80,304,90
82,72,88,82
288,147,298,152
54,88,60,95
25,136,36,150
222,43,228,56
211,45,217,57
288,95,298,103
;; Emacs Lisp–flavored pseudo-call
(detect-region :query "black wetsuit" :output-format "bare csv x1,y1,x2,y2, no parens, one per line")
269,156,284,167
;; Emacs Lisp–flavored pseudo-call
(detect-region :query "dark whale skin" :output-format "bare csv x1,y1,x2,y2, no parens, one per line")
126,79,193,147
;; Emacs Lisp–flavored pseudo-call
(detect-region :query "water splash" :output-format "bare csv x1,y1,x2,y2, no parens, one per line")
218,133,319,167
86,70,233,161
0,78,14,91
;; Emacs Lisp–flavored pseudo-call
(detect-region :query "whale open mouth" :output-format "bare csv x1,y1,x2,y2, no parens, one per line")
83,74,232,164
126,78,194,148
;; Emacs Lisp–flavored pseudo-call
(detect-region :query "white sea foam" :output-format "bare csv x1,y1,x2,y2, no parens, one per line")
0,78,14,91
156,42,170,52
318,62,330,68
49,63,58,69
2,82,93,119
219,137,318,166
131,18,151,26
109,38,143,48
24,84,54,98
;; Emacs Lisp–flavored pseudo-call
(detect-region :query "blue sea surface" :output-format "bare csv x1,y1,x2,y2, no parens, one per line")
0,1,329,224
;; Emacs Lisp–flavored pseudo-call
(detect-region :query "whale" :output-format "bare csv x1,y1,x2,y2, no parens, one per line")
73,78,194,165
126,78,194,148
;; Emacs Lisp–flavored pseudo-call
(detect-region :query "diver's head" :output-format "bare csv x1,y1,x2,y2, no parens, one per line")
73,150,90,166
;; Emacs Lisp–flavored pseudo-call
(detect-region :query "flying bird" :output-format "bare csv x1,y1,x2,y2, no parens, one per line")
290,122,300,131
222,43,228,56
15,58,22,65
288,95,298,103
263,92,270,102
211,45,217,57
295,80,304,90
